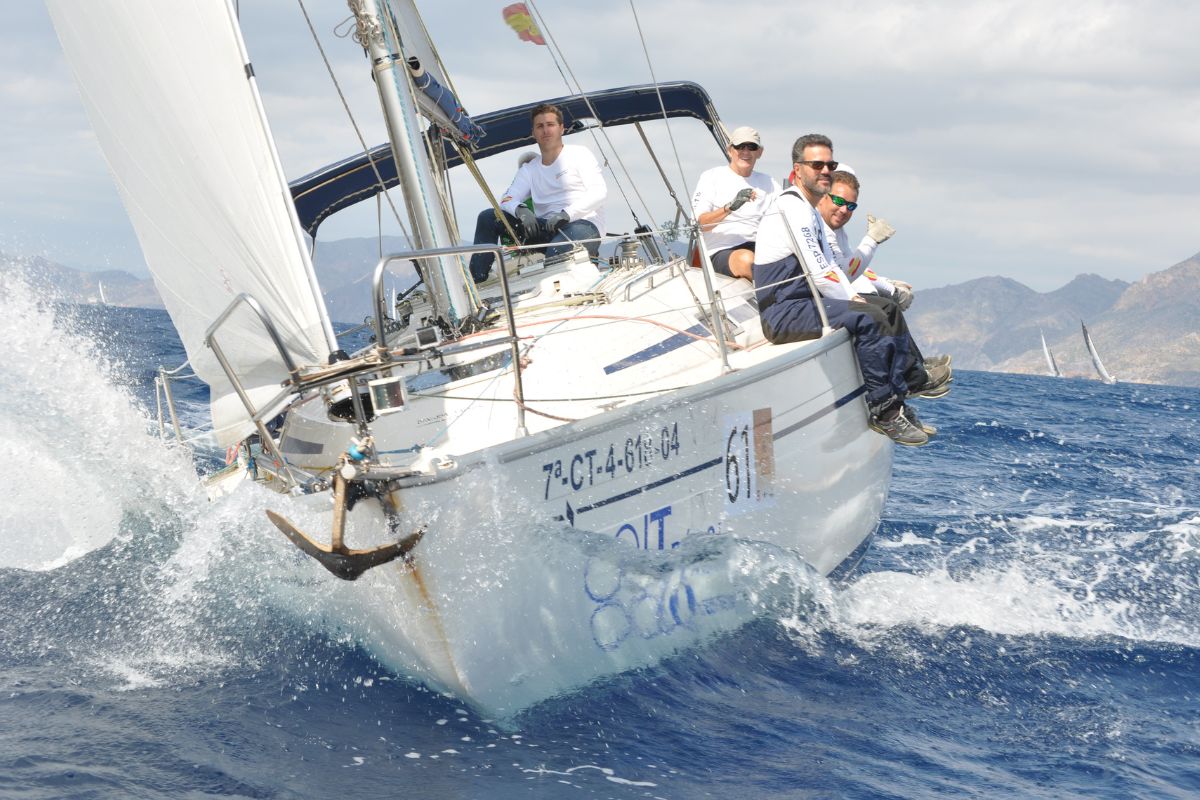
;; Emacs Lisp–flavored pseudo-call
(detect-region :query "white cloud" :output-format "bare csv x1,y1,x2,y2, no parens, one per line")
4,0,1199,290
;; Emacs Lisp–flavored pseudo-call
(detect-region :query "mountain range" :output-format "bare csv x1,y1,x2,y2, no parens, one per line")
903,252,1200,387
5,246,1198,388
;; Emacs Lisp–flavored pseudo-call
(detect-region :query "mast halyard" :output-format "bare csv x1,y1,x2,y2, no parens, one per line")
348,0,478,331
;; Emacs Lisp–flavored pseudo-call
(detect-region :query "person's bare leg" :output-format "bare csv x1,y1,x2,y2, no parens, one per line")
729,248,755,279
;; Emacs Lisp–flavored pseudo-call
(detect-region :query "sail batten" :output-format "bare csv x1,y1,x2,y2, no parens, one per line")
47,0,335,445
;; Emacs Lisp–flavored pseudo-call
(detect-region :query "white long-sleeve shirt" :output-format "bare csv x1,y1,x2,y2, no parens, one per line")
499,144,607,235
754,186,854,300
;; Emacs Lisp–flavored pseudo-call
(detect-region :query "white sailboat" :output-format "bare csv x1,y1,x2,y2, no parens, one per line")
1039,329,1061,377
1081,321,1117,384
47,0,893,712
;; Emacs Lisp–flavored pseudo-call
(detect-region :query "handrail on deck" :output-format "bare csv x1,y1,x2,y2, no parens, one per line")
203,293,309,490
370,242,528,436
196,233,741,477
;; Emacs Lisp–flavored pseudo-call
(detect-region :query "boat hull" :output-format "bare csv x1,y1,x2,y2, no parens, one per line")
279,331,892,712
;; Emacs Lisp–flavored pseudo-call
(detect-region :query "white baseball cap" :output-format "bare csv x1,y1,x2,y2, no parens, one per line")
728,126,762,147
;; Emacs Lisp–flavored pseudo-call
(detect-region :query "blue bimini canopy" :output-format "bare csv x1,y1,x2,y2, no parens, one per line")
290,81,725,237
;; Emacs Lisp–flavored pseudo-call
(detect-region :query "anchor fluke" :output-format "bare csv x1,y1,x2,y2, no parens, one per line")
267,469,423,581
266,510,422,580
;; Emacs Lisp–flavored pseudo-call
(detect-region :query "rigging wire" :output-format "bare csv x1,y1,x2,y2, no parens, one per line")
524,0,660,232
295,0,413,245
627,0,732,373
627,0,697,219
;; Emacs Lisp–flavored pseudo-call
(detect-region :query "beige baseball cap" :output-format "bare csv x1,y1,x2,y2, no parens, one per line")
728,126,762,147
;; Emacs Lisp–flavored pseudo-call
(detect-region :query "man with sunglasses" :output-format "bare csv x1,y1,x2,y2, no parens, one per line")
690,126,780,279
816,167,907,303
752,134,950,446
818,168,950,435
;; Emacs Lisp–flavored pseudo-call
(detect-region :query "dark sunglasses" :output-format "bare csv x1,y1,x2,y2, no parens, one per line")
797,159,838,172
829,194,858,212
732,142,760,152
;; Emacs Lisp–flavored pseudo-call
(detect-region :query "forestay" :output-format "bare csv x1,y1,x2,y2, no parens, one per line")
46,0,335,445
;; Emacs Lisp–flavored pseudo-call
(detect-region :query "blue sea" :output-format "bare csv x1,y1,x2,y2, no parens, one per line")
1,281,1197,799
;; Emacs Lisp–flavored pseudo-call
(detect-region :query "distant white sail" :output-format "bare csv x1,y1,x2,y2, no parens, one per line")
46,0,336,445
98,280,107,306
1081,322,1117,384
1040,329,1061,377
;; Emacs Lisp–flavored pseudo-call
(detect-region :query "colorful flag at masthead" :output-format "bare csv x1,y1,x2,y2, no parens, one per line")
503,3,546,45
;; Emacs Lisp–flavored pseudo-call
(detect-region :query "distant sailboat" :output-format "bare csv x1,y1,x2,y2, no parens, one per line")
1081,321,1117,384
98,280,108,305
1039,329,1061,377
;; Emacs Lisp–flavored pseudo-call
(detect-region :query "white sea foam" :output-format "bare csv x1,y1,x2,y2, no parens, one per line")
819,509,1200,652
0,271,199,571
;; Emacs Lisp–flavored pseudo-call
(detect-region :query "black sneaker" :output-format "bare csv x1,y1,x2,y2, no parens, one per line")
911,361,953,399
924,354,952,370
869,408,929,446
903,403,937,436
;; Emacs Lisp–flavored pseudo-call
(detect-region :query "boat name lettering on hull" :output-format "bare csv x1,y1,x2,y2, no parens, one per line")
722,408,775,516
542,421,681,500
613,504,718,551
584,556,739,653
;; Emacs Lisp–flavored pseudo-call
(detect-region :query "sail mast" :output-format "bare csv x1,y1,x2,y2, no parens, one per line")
348,0,476,329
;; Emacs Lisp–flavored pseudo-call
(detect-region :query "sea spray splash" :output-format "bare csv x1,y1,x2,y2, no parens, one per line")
815,504,1200,659
0,271,200,572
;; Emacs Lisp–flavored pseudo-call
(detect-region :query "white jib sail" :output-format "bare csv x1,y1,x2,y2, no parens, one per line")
1040,330,1060,377
47,0,336,445
1082,323,1116,384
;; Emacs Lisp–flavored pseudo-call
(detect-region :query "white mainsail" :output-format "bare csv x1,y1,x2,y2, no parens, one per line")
1081,322,1117,384
46,0,336,445
1040,329,1061,377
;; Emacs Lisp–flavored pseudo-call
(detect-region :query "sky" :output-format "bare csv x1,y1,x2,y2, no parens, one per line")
3,0,1199,292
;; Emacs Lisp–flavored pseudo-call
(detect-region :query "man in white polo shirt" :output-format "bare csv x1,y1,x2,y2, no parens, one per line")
690,126,780,279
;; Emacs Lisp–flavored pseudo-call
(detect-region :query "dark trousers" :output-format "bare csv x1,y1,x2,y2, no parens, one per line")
469,209,600,282
858,294,928,393
761,293,912,415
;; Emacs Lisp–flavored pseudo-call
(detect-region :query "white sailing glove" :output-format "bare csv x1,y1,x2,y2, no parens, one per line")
893,285,914,311
866,215,895,245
